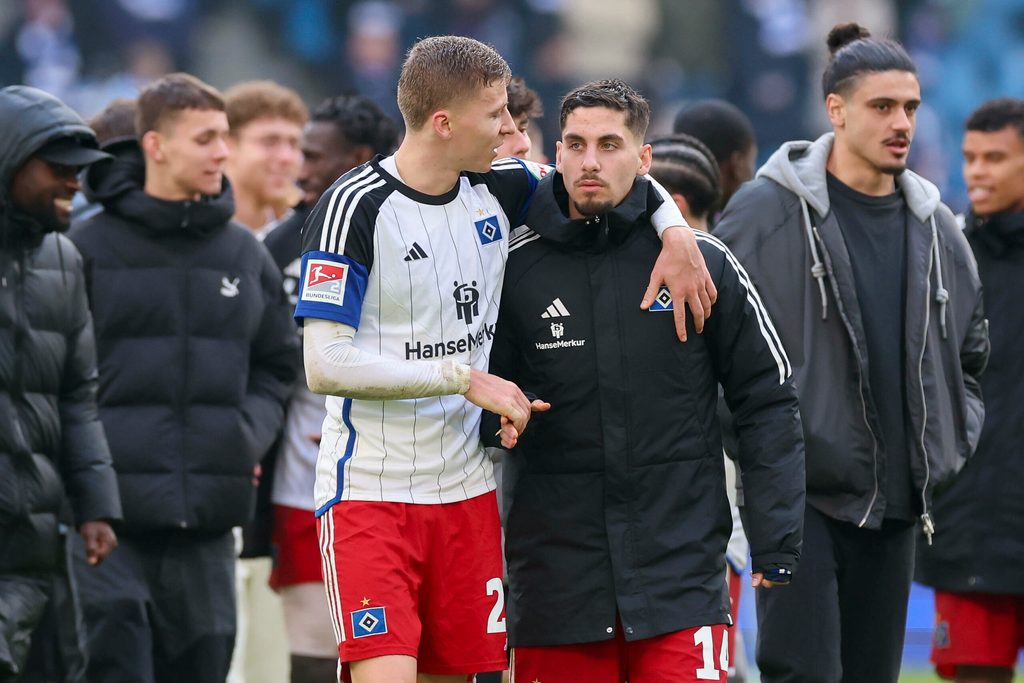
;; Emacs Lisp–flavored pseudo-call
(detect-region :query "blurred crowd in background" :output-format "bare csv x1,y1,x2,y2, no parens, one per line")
2,0,1023,214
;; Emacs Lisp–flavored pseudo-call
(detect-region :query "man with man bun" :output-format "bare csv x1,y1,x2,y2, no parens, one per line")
715,23,989,682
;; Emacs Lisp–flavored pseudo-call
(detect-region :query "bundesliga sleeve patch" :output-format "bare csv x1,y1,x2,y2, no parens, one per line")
301,258,349,306
522,159,551,181
294,251,368,328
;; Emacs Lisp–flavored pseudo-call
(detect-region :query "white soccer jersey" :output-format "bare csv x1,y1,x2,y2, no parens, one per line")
295,155,543,512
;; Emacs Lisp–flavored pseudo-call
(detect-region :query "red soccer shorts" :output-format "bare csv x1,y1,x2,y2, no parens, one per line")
511,622,729,683
932,590,1024,679
727,567,742,677
270,504,323,589
317,491,506,677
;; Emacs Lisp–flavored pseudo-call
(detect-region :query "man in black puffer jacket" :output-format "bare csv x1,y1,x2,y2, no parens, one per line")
69,74,297,683
0,86,121,682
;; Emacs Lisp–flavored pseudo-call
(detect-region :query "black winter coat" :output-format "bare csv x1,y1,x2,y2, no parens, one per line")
0,86,121,578
916,210,1024,594
486,174,804,647
70,143,298,533
715,134,989,536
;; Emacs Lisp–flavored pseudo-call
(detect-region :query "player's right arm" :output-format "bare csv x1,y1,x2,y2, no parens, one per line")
303,319,536,434
296,165,537,434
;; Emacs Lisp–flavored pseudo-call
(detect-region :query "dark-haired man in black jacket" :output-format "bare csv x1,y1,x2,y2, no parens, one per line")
916,98,1024,683
69,74,297,683
486,79,804,683
0,85,121,683
715,24,988,683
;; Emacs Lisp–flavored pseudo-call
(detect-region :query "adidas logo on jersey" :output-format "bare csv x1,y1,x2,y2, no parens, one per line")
540,298,571,319
403,242,429,261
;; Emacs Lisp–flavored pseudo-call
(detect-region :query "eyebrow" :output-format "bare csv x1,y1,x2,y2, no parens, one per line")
563,132,627,144
867,97,921,107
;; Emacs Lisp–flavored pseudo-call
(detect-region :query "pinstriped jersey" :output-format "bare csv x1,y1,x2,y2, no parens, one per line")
295,155,543,512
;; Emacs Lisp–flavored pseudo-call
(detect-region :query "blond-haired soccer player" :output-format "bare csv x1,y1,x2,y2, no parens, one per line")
296,36,714,683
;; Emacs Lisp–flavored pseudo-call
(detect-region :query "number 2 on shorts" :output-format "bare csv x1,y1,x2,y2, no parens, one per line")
486,577,506,634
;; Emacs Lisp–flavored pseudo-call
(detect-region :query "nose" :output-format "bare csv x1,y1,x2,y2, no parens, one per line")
581,145,600,172
509,130,531,159
214,136,230,162
893,107,912,132
499,108,516,137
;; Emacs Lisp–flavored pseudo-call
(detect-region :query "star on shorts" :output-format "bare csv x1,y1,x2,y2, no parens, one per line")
360,597,371,607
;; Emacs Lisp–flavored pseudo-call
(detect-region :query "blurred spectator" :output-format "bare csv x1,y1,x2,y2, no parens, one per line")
648,133,721,231
673,99,757,213
68,73,297,683
345,1,404,121
224,80,306,235
0,84,121,683
916,97,1024,683
497,75,543,160
263,92,399,683
10,0,82,101
72,96,137,223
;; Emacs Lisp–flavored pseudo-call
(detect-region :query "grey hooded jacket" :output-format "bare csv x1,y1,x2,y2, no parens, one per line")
715,133,988,537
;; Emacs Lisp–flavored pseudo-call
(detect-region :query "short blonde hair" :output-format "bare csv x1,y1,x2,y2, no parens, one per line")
397,36,511,130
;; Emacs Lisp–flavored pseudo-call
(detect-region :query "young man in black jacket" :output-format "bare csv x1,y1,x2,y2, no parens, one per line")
916,98,1024,683
714,24,989,683
486,79,805,683
68,73,298,683
0,85,121,683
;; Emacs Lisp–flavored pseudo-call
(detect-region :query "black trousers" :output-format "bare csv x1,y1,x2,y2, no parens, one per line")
756,505,915,683
72,530,236,683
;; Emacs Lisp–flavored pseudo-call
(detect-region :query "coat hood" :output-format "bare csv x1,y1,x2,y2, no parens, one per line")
524,171,657,250
757,132,952,344
83,138,235,237
0,85,101,201
757,132,941,224
0,86,104,248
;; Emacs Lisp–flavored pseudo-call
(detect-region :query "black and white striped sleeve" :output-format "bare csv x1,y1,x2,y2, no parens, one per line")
295,163,386,327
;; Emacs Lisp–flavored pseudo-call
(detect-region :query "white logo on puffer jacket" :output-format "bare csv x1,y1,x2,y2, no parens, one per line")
220,276,240,298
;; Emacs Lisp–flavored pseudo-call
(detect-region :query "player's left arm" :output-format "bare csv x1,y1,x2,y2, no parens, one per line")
699,232,805,587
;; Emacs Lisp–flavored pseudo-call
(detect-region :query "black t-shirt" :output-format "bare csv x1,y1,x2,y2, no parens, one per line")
827,172,915,520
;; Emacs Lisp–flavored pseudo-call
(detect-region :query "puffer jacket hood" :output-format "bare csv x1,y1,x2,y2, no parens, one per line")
0,85,100,200
83,138,235,237
758,133,953,339
0,86,104,249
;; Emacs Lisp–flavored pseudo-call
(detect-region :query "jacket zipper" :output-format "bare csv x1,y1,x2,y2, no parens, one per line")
917,227,937,544
812,227,881,526
178,202,191,527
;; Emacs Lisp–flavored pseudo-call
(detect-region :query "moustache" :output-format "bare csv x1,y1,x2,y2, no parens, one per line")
575,176,606,186
883,135,911,145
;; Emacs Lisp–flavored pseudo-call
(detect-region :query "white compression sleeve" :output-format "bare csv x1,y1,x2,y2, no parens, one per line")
646,173,690,237
303,319,472,400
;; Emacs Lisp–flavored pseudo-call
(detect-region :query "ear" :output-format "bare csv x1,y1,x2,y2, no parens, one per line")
555,140,564,173
637,143,653,176
826,93,846,129
671,192,690,217
141,130,164,163
431,110,454,140
350,143,375,166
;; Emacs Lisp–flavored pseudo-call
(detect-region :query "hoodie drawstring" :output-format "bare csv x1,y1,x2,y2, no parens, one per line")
930,215,949,340
800,198,829,320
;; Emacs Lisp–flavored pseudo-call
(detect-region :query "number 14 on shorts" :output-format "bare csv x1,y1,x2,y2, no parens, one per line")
695,625,729,680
